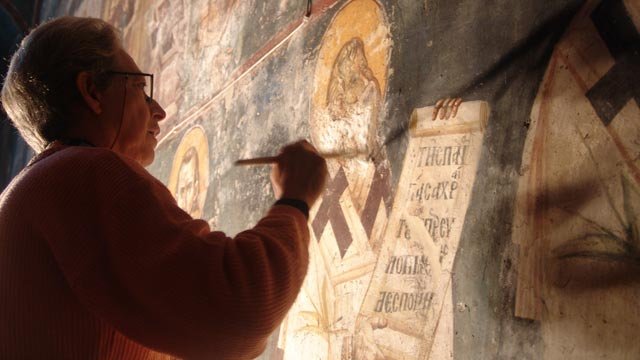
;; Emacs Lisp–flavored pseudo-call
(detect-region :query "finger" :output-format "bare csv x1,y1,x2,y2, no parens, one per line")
270,164,276,182
440,98,452,120
270,162,278,173
451,98,462,118
280,143,300,157
299,140,319,153
432,99,444,121
270,165,283,198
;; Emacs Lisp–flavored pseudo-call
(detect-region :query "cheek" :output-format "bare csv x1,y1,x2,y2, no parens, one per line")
118,113,153,162
124,105,151,141
121,120,146,145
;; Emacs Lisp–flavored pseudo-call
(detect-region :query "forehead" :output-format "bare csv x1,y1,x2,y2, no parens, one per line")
113,48,143,73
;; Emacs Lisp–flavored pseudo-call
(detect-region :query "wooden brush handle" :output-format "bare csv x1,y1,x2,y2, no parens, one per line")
234,151,364,166
234,156,279,166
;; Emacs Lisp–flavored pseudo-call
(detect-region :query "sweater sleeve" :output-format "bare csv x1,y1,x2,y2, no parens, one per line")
36,150,310,359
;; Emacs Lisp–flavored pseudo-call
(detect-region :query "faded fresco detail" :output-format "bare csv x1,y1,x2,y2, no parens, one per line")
513,0,640,358
168,126,210,219
98,0,301,138
146,0,189,124
355,101,488,359
104,0,135,30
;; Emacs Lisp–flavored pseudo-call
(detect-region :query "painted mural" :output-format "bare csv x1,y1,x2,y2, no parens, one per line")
39,0,640,358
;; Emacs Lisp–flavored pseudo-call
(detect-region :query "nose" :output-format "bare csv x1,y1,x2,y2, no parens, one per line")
150,99,167,122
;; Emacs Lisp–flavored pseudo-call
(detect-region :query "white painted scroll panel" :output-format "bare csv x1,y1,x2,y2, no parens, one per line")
357,101,489,359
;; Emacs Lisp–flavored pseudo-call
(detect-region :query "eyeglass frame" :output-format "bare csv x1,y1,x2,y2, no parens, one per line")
105,71,154,104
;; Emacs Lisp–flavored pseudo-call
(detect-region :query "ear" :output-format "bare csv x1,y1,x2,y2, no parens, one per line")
75,71,103,115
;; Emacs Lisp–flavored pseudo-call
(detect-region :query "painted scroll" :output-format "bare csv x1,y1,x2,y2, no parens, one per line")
353,101,489,359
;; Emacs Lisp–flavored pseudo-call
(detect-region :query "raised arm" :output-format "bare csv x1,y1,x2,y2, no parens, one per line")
38,142,327,359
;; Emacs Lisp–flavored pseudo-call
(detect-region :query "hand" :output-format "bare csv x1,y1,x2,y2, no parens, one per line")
432,97,462,120
353,314,387,359
270,140,328,208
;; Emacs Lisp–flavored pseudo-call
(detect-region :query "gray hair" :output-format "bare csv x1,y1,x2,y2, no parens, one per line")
1,16,121,152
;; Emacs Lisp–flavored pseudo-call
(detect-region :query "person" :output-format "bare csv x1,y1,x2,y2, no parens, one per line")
0,16,327,360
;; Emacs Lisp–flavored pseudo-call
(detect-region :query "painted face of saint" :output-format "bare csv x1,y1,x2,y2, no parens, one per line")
176,147,200,215
313,37,381,156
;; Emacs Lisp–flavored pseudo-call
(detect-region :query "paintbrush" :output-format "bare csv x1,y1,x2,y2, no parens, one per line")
234,151,367,166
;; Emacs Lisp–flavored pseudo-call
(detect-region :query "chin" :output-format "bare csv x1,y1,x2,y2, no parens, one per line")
138,140,157,166
138,149,155,167
142,155,154,167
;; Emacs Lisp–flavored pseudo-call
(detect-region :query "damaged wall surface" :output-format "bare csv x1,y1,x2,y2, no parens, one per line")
40,0,640,358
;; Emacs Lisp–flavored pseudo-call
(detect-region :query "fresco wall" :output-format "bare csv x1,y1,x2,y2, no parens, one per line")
43,0,640,358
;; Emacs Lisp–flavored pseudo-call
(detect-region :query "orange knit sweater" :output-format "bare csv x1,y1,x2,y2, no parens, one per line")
0,143,310,359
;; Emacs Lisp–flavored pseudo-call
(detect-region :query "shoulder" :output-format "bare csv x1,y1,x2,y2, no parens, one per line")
20,146,158,199
36,146,142,174
44,146,149,177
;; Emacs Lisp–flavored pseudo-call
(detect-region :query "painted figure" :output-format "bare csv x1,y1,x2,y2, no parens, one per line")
278,1,392,359
513,0,640,358
321,37,380,162
169,126,210,219
314,35,386,215
311,35,391,358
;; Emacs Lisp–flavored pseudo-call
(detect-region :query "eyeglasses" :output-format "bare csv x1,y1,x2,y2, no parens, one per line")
106,71,154,103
